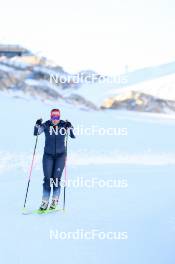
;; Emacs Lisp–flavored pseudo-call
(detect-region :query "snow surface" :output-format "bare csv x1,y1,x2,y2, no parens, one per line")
0,91,175,264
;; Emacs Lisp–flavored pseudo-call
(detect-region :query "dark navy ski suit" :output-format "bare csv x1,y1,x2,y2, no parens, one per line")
34,120,75,201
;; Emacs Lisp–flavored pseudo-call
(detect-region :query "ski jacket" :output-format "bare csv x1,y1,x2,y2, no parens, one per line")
34,120,75,155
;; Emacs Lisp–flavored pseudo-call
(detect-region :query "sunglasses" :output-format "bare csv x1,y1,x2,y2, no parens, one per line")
51,116,60,120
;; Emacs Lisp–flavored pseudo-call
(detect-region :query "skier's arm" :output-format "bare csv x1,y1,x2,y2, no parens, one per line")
34,118,45,136
65,120,76,138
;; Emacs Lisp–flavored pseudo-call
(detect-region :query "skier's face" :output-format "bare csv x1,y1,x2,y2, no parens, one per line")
52,119,60,125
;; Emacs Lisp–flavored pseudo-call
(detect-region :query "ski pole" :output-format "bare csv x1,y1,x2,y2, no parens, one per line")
63,131,68,211
23,134,39,209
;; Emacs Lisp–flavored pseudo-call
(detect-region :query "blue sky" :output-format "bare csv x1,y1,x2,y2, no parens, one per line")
0,0,175,74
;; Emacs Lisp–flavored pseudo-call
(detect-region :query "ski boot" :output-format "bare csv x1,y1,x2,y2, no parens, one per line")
49,198,59,210
39,200,49,211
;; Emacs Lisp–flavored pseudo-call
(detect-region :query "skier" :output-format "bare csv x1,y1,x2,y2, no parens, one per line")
34,108,75,211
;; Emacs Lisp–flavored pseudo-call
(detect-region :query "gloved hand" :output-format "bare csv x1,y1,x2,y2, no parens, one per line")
65,120,72,129
36,118,43,126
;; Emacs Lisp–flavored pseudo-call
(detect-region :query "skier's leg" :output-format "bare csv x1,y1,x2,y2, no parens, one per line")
42,153,54,201
52,152,66,200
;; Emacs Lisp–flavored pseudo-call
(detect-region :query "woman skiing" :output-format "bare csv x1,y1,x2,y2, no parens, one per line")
34,108,75,211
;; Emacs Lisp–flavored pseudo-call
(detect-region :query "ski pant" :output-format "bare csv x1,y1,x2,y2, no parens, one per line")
42,152,66,201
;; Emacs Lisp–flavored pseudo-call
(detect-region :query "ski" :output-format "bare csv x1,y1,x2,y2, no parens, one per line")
22,207,64,215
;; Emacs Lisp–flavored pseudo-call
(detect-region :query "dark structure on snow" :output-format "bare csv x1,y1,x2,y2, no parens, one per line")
0,45,30,58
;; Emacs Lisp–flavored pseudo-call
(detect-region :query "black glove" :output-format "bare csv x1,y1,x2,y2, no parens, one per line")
36,118,43,126
65,120,72,129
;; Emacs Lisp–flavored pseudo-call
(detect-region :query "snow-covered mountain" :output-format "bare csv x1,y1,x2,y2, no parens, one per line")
101,90,175,114
75,72,175,114
100,73,175,113
0,46,102,110
1,44,175,114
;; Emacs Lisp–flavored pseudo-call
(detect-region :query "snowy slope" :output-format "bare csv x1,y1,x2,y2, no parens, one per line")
0,92,175,264
75,73,175,110
110,73,175,101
